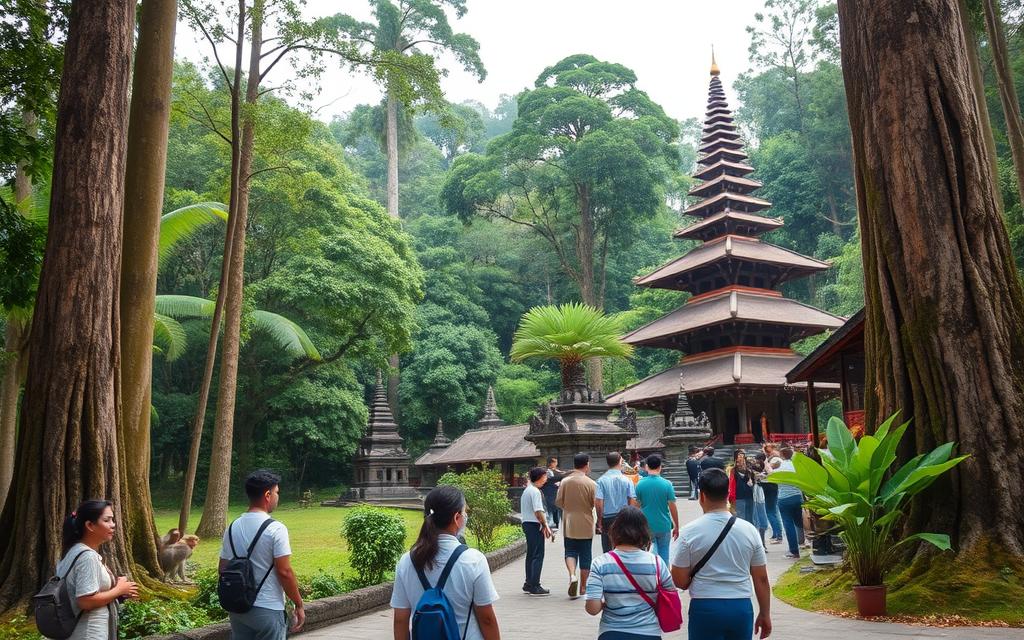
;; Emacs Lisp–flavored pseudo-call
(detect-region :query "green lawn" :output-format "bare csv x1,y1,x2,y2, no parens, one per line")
155,504,425,580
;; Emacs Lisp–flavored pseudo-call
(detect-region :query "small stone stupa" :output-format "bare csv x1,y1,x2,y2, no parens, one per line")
476,386,506,429
333,371,420,505
659,376,713,491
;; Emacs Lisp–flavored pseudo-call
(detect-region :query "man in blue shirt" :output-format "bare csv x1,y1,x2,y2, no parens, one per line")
595,452,638,553
635,454,680,563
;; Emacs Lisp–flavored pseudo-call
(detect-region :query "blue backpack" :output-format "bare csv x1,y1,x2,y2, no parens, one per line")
411,544,473,640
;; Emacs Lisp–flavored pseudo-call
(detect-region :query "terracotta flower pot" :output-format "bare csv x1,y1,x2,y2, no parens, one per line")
853,584,887,617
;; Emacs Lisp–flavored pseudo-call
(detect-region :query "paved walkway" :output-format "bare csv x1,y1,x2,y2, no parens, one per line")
306,499,1017,639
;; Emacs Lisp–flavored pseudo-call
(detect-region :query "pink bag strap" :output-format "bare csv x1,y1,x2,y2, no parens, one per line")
608,551,658,610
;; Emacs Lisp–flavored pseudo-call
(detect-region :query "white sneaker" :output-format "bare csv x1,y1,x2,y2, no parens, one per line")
568,574,579,599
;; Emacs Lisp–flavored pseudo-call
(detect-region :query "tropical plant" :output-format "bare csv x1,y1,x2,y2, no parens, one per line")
510,302,633,390
438,465,511,552
340,506,407,587
766,414,969,587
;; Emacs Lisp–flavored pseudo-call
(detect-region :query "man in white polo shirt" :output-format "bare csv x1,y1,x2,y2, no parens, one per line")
520,467,552,596
672,468,772,639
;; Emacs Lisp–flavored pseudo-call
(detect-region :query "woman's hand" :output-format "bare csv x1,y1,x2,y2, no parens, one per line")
115,577,139,600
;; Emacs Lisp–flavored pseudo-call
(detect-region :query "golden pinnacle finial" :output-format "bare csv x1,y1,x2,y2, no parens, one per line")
710,45,720,76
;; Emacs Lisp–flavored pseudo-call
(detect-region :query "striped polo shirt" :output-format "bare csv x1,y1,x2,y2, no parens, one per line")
585,548,675,638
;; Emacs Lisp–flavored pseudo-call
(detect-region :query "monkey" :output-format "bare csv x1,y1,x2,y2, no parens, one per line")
159,534,199,582
159,528,181,550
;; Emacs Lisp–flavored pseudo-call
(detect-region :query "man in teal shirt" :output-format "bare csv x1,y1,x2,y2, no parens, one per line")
635,454,679,563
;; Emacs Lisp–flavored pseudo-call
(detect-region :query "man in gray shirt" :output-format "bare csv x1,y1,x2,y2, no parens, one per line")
520,467,552,595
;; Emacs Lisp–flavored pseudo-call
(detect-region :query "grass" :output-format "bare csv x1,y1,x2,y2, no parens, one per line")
774,544,1024,626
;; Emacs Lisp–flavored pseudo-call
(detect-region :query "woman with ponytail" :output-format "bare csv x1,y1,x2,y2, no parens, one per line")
47,500,138,639
390,486,501,639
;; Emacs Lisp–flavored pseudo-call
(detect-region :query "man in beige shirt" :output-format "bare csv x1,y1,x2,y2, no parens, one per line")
555,453,597,599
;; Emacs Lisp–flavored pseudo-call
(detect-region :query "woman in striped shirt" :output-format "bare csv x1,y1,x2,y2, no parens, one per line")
585,506,675,639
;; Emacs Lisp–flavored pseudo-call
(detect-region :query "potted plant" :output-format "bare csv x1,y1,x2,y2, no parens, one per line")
766,413,968,616
509,302,632,397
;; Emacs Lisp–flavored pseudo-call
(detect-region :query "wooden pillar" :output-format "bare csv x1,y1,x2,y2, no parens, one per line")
739,399,749,433
806,381,820,448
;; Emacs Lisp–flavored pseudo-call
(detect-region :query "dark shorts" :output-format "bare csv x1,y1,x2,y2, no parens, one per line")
563,536,593,570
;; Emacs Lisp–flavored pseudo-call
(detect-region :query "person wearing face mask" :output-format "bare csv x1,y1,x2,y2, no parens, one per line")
391,486,501,640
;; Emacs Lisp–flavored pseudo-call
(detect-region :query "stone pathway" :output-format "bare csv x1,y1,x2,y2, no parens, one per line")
305,500,1018,639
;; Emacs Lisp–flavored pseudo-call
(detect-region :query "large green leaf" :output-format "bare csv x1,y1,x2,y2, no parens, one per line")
152,313,187,362
158,202,228,262
826,415,855,472
510,302,633,364
896,532,951,551
881,453,925,499
888,455,969,498
764,471,821,496
792,451,829,493
872,411,899,441
155,294,216,318
250,310,321,361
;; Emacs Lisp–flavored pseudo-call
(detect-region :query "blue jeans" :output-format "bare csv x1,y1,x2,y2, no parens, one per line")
753,499,769,531
651,530,671,564
544,493,561,527
689,475,699,499
229,606,287,640
522,522,545,588
762,484,782,539
688,598,753,640
734,498,753,524
778,494,804,556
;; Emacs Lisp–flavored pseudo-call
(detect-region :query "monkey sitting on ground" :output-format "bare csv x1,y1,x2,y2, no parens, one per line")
159,528,181,549
159,534,199,582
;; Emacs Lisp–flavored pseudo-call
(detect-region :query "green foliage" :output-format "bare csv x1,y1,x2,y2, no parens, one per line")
494,363,558,424
158,202,228,263
767,414,969,586
303,570,348,600
118,598,213,639
191,568,226,620
0,195,45,312
438,466,512,552
0,615,40,640
340,506,407,587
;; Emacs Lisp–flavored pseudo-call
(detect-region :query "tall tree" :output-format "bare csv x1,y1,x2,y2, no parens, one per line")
118,0,178,577
981,0,1024,209
0,0,135,609
838,0,1024,559
442,54,679,390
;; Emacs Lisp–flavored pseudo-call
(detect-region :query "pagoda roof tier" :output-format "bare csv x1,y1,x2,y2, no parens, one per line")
701,127,740,144
706,105,732,118
635,235,831,292
675,211,783,241
622,288,845,351
708,98,728,110
414,423,539,467
704,116,734,130
684,191,772,217
699,136,744,155
688,174,762,198
698,147,749,166
606,348,835,410
694,159,755,180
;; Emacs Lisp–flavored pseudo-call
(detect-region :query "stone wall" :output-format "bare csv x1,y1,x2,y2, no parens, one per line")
144,538,527,640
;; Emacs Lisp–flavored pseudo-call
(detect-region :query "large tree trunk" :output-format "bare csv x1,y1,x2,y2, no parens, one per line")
196,0,263,538
982,0,1024,208
119,0,177,578
838,0,1024,558
385,89,402,416
178,0,245,535
576,187,604,392
0,0,134,610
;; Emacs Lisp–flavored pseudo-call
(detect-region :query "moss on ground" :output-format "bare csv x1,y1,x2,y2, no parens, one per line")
774,543,1024,626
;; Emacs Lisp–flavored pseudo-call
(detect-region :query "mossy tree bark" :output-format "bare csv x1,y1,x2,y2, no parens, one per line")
838,0,1024,557
119,0,178,578
0,0,135,609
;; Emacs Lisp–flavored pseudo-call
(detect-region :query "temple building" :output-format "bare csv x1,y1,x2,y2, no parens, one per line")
606,58,844,445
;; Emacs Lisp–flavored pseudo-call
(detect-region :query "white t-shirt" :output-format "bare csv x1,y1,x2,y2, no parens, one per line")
391,534,500,640
219,512,292,611
520,484,545,523
48,543,112,640
672,511,766,599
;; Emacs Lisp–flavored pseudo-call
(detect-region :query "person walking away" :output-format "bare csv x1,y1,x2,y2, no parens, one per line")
220,470,304,639
698,447,725,473
727,450,755,525
543,457,565,531
749,454,770,549
760,444,783,544
775,447,804,559
556,453,598,600
585,507,676,640
672,469,772,640
685,446,702,500
392,486,501,639
46,500,139,639
596,452,638,553
521,467,553,595
634,454,679,564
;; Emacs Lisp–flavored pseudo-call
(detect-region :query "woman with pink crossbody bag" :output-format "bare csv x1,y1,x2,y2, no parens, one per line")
584,507,683,638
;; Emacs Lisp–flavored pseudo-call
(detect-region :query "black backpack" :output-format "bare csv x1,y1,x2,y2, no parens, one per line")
33,549,89,639
218,518,275,614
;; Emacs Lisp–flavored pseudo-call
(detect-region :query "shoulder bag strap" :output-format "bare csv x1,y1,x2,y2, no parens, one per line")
249,518,277,596
690,516,736,578
608,552,657,610
60,549,91,579
227,521,240,559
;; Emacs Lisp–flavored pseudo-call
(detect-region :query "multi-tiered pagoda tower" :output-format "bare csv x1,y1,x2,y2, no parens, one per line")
607,58,844,444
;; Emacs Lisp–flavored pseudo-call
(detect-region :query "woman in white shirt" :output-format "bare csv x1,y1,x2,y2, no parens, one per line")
47,500,139,640
391,486,502,640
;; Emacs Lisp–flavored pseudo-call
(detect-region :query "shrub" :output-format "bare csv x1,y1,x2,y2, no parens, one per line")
304,570,348,600
0,615,40,640
341,506,407,587
438,465,511,552
118,598,212,639
191,568,226,620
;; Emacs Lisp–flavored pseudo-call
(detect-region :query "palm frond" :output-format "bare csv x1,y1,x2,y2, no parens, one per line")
510,302,633,364
249,310,321,361
154,294,216,319
158,202,228,262
152,312,188,362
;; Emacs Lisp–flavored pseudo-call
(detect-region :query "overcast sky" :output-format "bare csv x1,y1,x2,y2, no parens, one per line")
175,0,767,123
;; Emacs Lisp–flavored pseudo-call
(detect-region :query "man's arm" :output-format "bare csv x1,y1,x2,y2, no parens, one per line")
273,555,305,631
752,564,772,638
584,598,604,616
669,501,680,539
475,604,501,640
671,565,692,590
393,607,411,640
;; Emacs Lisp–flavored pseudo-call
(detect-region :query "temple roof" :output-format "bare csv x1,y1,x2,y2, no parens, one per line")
694,159,755,181
356,371,409,458
684,191,772,217
699,136,745,155
622,289,845,349
675,211,783,241
606,349,833,408
414,423,540,467
688,174,762,198
787,308,865,384
698,147,749,166
701,126,740,144
635,235,830,291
